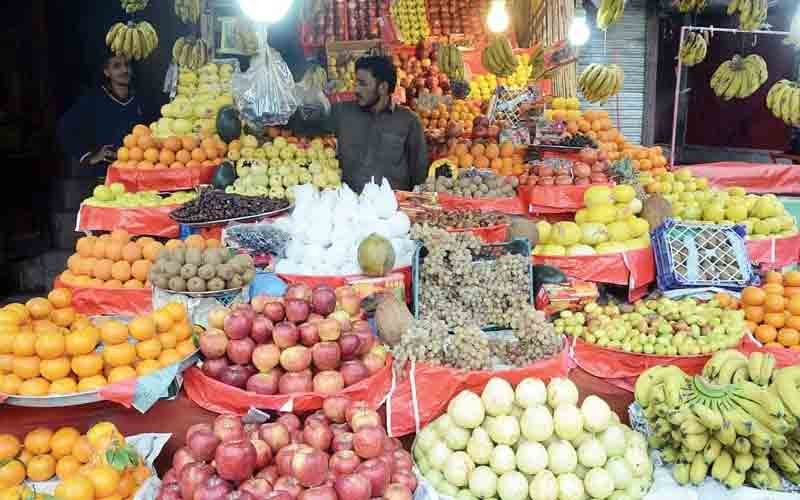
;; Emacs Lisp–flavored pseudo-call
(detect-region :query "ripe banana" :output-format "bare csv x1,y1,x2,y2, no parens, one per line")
676,0,707,13
678,32,708,67
710,54,767,101
172,37,208,70
105,21,159,61
481,36,518,77
578,63,623,103
439,44,465,81
121,0,148,14
766,80,800,126
175,0,201,24
596,0,625,31
731,0,768,30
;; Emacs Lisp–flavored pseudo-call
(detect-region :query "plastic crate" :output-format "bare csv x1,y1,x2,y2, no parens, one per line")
652,219,756,291
412,238,534,328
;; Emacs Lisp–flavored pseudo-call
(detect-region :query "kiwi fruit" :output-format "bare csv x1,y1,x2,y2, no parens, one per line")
197,264,216,281
187,277,206,292
152,274,169,290
150,260,166,275
207,277,226,291
163,260,181,277
228,274,245,289
168,276,187,292
216,263,234,281
242,268,256,284
180,263,198,280
185,248,203,266
170,247,186,265
203,248,223,266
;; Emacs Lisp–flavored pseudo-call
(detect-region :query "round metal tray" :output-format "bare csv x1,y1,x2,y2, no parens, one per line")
152,285,249,297
3,351,199,408
171,204,292,228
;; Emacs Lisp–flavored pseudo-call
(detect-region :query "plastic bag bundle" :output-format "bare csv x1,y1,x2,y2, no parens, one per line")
233,46,299,129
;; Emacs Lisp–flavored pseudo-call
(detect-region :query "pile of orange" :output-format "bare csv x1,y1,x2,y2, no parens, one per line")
110,124,227,171
447,140,526,176
417,100,484,136
577,110,669,169
0,296,198,397
0,422,151,500
59,231,220,290
725,270,800,349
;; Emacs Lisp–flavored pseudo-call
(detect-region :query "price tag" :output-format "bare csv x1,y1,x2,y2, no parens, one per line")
133,363,180,413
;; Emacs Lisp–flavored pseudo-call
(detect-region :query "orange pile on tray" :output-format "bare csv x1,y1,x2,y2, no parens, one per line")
577,110,668,169
0,294,197,396
447,140,526,176
59,232,218,290
111,124,227,170
722,270,800,350
418,100,484,136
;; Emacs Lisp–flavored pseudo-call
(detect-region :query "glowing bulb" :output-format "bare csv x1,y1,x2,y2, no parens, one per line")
487,0,510,33
568,15,590,46
239,0,292,23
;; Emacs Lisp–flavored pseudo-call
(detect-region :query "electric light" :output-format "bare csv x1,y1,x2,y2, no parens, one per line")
568,15,590,46
239,0,292,24
487,0,510,34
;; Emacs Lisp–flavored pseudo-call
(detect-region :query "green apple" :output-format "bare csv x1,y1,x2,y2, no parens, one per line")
93,185,113,202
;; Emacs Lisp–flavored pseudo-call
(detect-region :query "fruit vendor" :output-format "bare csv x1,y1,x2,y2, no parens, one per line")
290,55,428,193
57,52,149,177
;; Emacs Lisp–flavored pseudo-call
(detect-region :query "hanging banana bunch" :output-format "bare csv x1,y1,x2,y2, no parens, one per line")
578,63,624,102
175,0,201,24
766,80,800,126
106,21,159,61
727,0,769,31
172,37,209,70
675,0,708,14
597,0,625,31
481,36,519,78
679,32,708,67
437,43,465,81
709,54,768,101
120,0,148,14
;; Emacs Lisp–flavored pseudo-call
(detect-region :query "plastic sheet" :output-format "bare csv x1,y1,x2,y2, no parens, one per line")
532,247,656,300
687,162,800,194
518,184,610,214
182,357,393,414
77,204,180,238
737,339,800,368
54,278,152,316
278,266,413,303
233,46,298,128
437,193,527,215
745,233,800,269
445,224,509,244
386,347,571,437
105,164,217,192
572,338,712,380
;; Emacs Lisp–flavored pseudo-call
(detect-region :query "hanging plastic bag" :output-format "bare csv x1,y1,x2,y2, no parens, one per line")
233,44,299,129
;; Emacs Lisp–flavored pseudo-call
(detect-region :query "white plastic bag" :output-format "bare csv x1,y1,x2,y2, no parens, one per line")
233,46,298,129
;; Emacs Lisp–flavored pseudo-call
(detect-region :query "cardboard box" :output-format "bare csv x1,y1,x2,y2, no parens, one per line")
345,272,406,303
536,280,599,316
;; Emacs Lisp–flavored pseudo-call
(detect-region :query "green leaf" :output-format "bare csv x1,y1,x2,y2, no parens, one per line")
192,331,200,348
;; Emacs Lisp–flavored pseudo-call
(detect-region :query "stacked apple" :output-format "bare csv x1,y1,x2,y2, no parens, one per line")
158,400,417,500
198,283,388,395
428,0,488,39
519,148,610,187
394,45,451,105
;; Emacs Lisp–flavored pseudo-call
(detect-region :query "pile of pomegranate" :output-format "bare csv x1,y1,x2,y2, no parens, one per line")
199,283,387,395
158,398,416,500
518,148,610,187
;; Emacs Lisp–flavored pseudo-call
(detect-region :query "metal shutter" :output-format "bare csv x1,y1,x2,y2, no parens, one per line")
578,0,647,144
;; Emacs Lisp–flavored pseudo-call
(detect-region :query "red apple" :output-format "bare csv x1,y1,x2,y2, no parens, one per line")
247,369,282,395
273,322,300,349
317,319,341,342
383,483,412,500
323,396,351,423
162,468,179,486
188,429,220,462
308,313,324,323
208,307,230,330
345,401,369,424
275,444,301,476
172,447,196,476
299,323,321,347
313,371,345,395
280,345,312,372
303,422,334,451
330,450,362,476
352,331,374,356
256,466,278,485
305,410,330,428
339,294,361,317
279,371,313,394
392,450,412,472
338,335,361,361
228,337,256,365
356,459,390,497
214,415,245,443
199,329,228,359
159,482,182,500
259,423,290,453
312,342,341,371
383,438,401,453
292,448,330,487
186,423,213,442
225,312,253,340
285,299,311,323
251,295,270,313
240,478,273,500
331,432,354,452
334,473,372,500
251,439,273,469
330,423,349,436
194,475,233,500
251,315,274,344
362,353,385,375
277,414,301,433
351,320,370,332
179,462,215,500
311,287,337,316
253,344,281,373
328,311,351,333
298,486,337,500
202,357,229,379
353,426,385,459
285,283,312,301
266,492,293,500
340,360,370,387
273,477,303,499
264,302,286,323
215,440,257,481
349,409,381,432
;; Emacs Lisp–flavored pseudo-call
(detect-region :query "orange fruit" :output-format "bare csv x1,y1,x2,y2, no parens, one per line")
152,310,174,333
175,150,191,164
67,254,82,275
137,160,154,170
77,375,107,392
128,147,143,161
763,283,784,296
100,320,129,345
714,292,732,308
0,353,12,373
103,343,137,368
205,238,220,248
128,316,155,341
142,241,164,262
70,316,91,332
766,271,783,284
741,287,766,306
765,312,786,329
787,295,800,316
76,236,97,258
122,135,137,149
135,338,162,360
158,349,181,367
18,377,50,396
778,328,800,346
0,434,21,461
13,332,36,356
26,454,56,481
143,148,159,163
117,472,137,497
181,136,198,151
171,322,192,341
0,333,13,355
103,280,124,289
109,229,130,244
92,240,107,259
66,328,99,356
0,460,25,489
49,377,78,395
107,366,137,384
123,279,144,289
121,242,142,263
132,464,150,483
177,339,197,357
71,353,103,378
786,315,800,331
36,331,65,359
56,455,82,480
92,259,114,281
744,306,765,324
184,234,206,250
51,428,80,458
26,298,53,320
132,124,150,137
0,374,23,395
784,271,800,287
111,261,131,282
40,357,71,382
87,465,121,498
48,288,73,309
136,359,161,376
12,356,40,380
131,260,151,282
54,473,96,500
164,239,184,250
158,331,178,350
164,303,187,323
163,137,181,152
71,437,92,464
24,428,53,455
77,257,96,277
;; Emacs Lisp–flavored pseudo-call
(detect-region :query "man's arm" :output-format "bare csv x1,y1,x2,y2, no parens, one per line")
288,96,339,137
407,114,429,188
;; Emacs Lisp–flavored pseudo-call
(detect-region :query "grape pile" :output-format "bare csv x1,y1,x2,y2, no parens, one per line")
170,189,289,224
492,308,562,366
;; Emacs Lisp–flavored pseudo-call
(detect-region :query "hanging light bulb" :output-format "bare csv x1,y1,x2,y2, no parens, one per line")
487,0,510,34
239,0,293,24
568,14,590,46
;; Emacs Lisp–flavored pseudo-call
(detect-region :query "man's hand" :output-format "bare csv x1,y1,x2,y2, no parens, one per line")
87,145,116,165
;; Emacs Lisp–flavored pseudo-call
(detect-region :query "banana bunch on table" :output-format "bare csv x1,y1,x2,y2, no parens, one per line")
596,0,625,31
175,0,201,24
172,37,209,70
635,351,800,490
578,63,624,102
679,32,708,67
481,36,518,78
106,21,159,61
121,0,148,14
728,0,769,31
767,80,800,126
710,54,768,100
